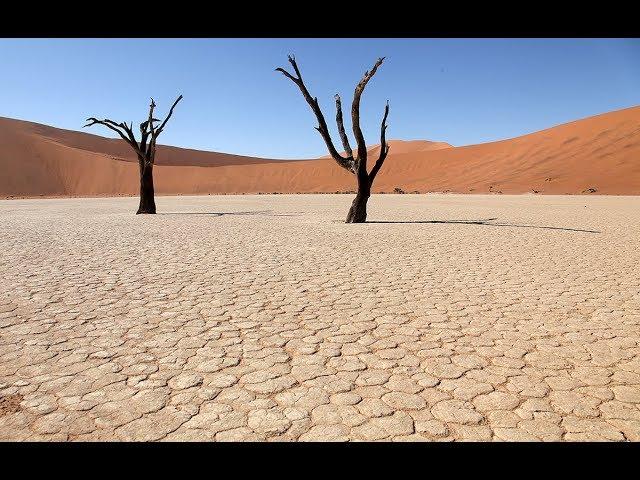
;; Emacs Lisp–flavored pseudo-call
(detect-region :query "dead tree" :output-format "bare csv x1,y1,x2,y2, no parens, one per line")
277,55,390,223
84,95,183,214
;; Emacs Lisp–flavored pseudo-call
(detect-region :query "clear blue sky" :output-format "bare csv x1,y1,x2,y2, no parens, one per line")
0,38,639,159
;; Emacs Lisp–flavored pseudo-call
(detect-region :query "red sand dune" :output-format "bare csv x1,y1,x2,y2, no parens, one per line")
1,106,639,197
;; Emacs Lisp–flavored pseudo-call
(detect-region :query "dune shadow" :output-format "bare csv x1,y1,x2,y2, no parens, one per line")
366,218,600,234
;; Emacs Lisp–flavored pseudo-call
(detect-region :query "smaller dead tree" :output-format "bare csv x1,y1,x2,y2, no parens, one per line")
84,95,183,214
277,55,390,223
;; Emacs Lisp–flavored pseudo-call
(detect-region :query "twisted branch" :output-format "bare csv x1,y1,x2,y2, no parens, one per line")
84,94,182,167
155,95,183,137
368,101,390,184
83,118,145,157
277,55,390,183
334,94,353,158
276,55,355,173
351,57,385,171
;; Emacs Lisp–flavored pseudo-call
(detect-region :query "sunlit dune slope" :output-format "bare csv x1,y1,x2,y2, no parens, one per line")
1,106,638,197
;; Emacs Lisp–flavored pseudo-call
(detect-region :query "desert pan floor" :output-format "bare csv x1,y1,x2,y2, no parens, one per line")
1,194,639,442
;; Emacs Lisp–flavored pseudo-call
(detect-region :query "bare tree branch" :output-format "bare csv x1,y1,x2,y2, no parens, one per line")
334,94,353,159
84,117,144,157
287,54,303,81
119,122,140,154
275,67,300,85
147,98,157,139
368,101,390,184
351,57,385,168
145,98,158,165
155,94,183,137
276,55,355,173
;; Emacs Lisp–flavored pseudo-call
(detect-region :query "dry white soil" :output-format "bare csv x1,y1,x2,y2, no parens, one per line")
0,194,639,441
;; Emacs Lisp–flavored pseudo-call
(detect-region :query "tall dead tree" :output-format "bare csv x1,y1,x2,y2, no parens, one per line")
84,95,183,214
277,55,390,223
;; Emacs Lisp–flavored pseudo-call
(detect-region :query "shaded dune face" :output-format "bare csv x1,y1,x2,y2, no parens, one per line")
1,105,639,197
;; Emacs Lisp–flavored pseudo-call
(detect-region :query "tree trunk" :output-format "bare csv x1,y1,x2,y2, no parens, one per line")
345,178,370,223
136,161,156,214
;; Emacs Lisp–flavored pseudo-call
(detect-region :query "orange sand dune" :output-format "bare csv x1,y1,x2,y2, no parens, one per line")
326,139,454,159
1,106,639,197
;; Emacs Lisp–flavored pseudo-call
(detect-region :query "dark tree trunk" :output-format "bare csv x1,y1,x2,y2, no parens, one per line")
346,176,370,223
137,161,156,214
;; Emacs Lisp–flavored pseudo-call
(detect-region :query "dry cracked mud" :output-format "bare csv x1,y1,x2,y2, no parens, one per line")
0,194,638,441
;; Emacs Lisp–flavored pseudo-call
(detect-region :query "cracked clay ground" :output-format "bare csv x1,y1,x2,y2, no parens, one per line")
0,194,639,442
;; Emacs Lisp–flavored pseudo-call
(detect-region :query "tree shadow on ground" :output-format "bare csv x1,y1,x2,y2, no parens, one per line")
365,218,600,234
158,210,300,217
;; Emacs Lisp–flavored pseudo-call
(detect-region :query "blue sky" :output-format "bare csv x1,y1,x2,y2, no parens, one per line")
0,38,638,159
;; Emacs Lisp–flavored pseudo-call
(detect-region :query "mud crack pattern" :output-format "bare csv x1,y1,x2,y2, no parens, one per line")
0,194,638,441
